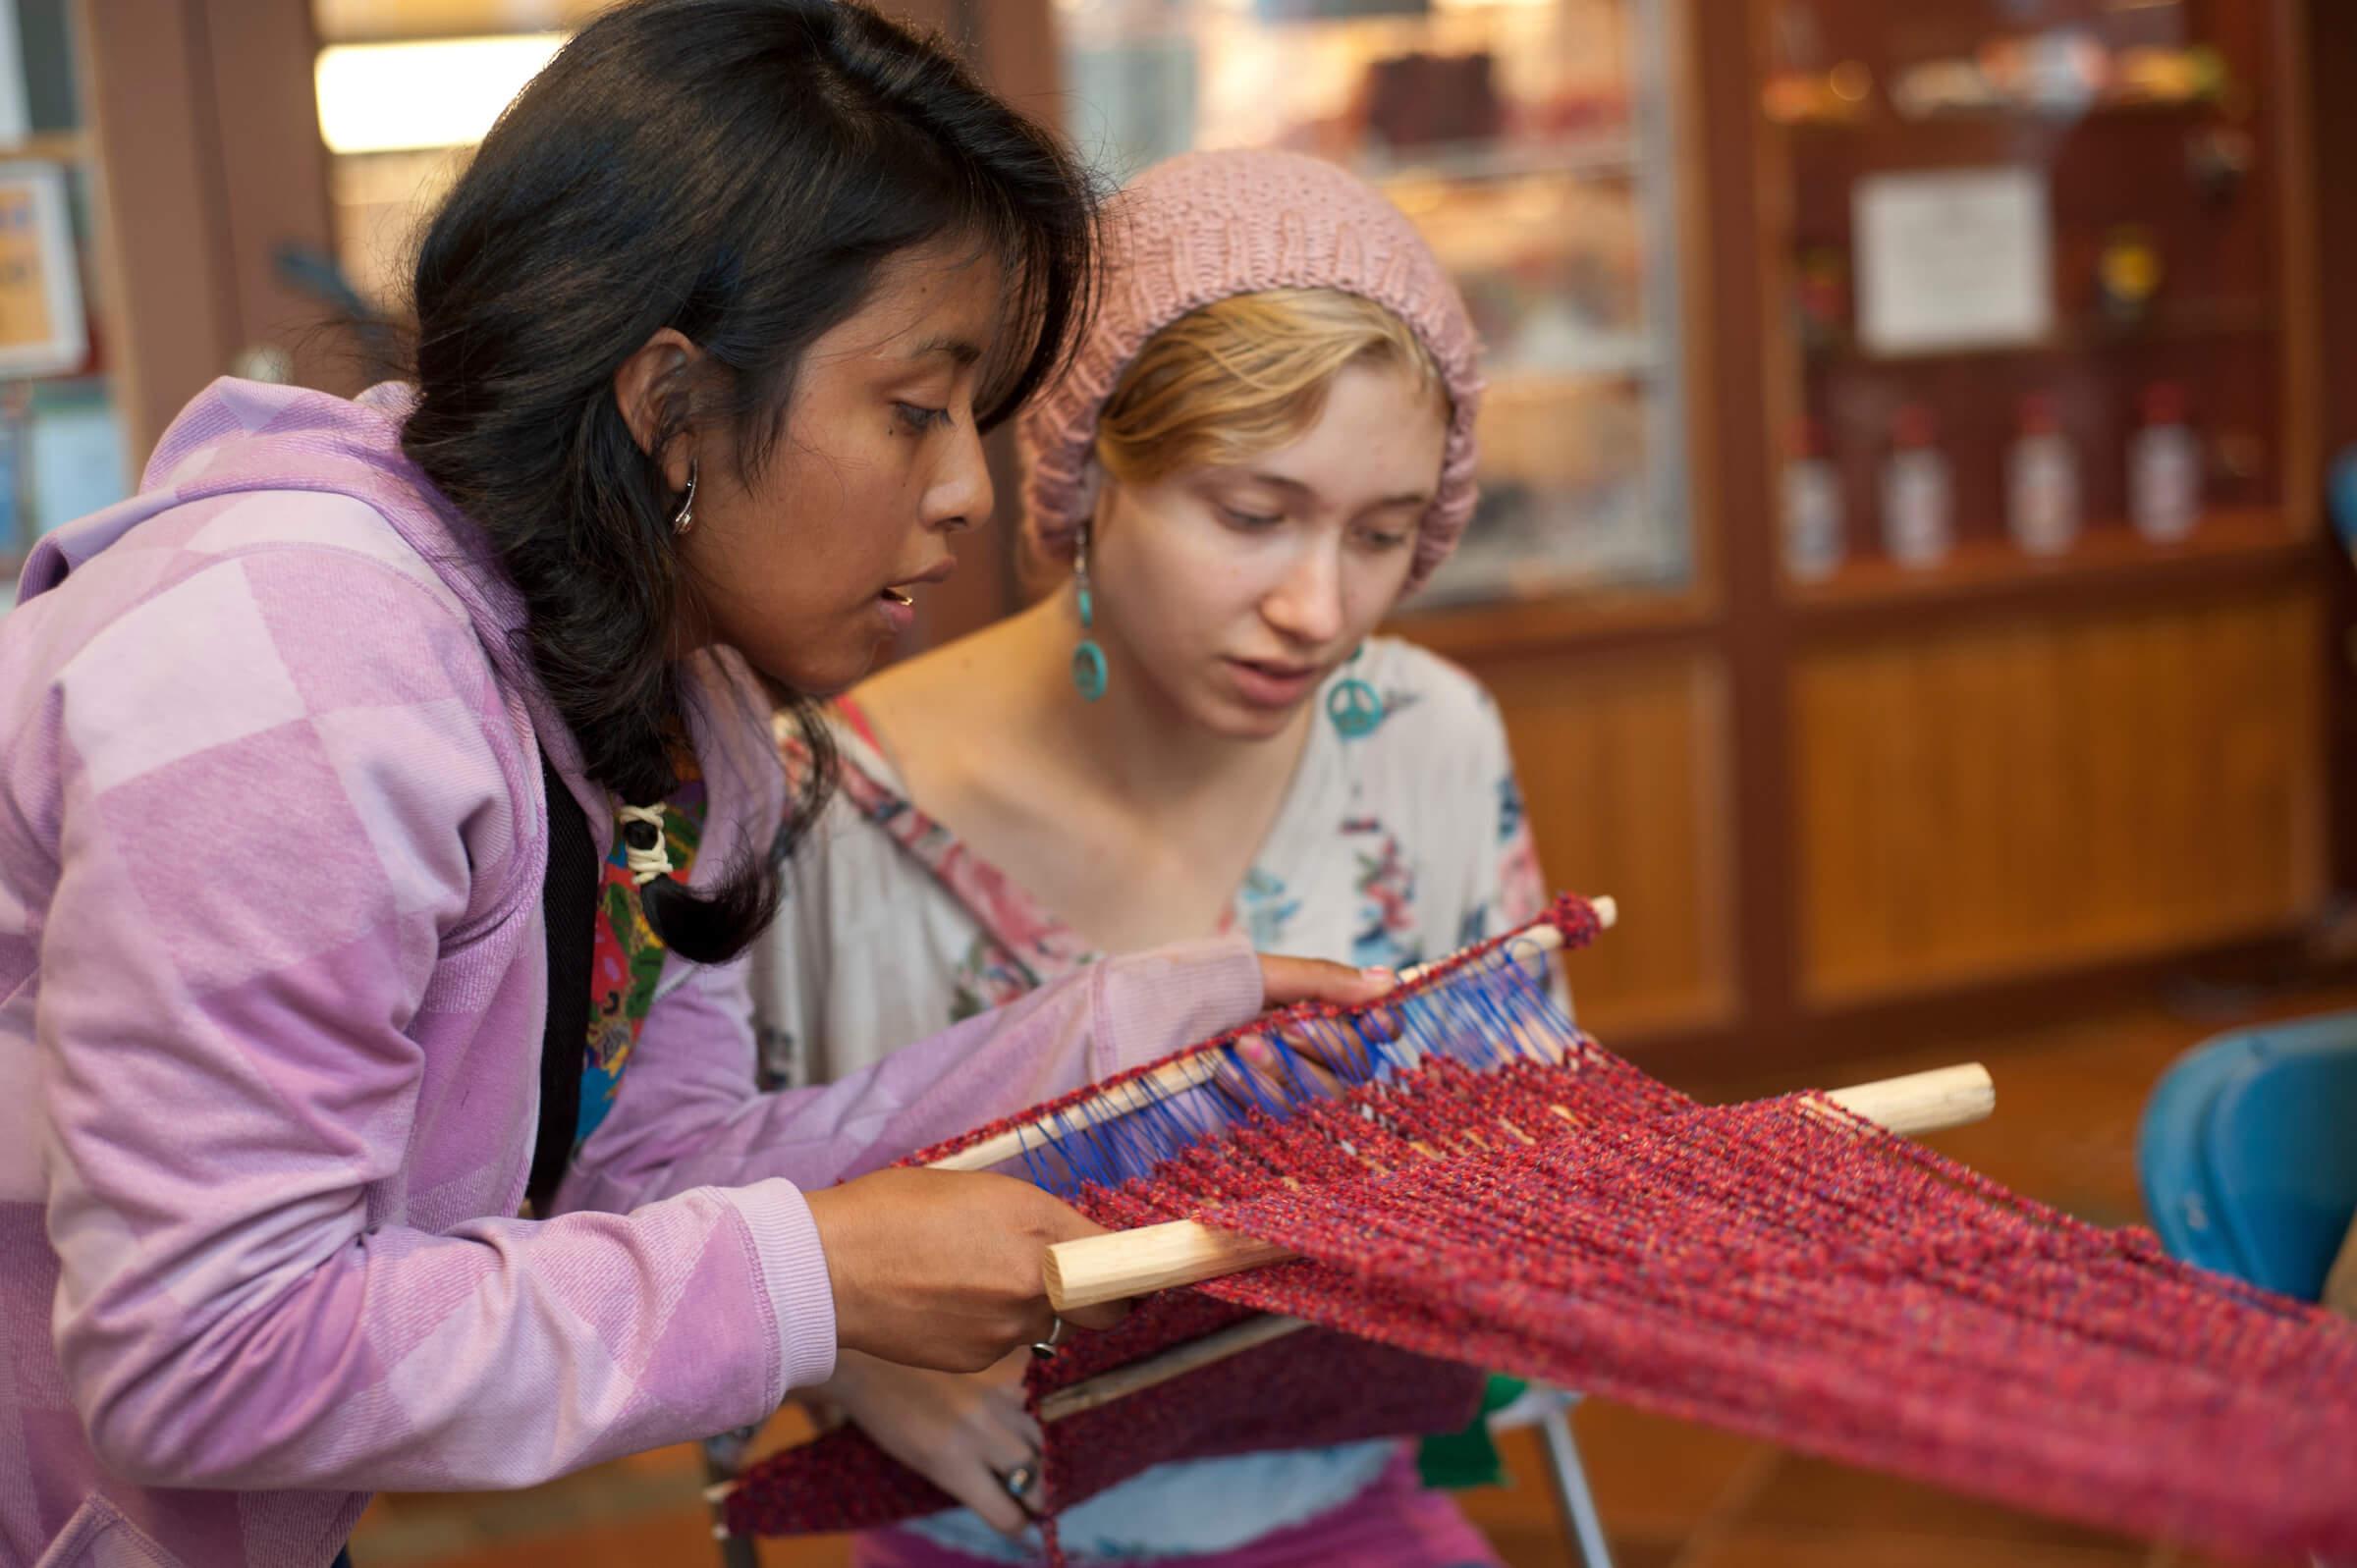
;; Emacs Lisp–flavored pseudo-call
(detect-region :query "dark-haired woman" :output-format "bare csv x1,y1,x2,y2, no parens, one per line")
0,5,1384,1563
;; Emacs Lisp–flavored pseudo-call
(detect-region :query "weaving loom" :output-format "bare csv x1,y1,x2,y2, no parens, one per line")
719,895,2357,1564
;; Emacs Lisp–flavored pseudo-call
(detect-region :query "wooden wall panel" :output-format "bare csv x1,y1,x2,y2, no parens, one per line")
1471,644,1736,1040
80,0,239,461
81,0,342,461
199,0,353,395
1794,586,2326,1006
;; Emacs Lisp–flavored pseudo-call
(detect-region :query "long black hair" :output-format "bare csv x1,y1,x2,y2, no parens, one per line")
401,0,1097,962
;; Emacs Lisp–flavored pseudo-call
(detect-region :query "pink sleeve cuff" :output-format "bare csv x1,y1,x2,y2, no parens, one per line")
1090,936,1266,1080
718,1179,839,1400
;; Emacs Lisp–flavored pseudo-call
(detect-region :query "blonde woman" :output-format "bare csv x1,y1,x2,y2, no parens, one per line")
753,149,1548,1568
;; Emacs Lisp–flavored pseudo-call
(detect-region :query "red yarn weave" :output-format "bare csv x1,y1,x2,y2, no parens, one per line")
725,901,2357,1562
722,1292,1482,1535
1175,1052,2357,1563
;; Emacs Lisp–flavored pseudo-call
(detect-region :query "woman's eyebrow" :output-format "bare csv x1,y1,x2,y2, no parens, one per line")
1236,472,1427,510
906,335,983,366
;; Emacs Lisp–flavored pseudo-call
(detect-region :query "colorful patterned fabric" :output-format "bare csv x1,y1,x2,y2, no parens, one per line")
577,762,707,1148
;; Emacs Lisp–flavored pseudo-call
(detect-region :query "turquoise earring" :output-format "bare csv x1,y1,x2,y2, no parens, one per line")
1326,644,1385,738
1070,528,1109,702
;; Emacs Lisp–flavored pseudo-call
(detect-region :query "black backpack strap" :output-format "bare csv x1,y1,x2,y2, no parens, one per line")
527,749,600,1212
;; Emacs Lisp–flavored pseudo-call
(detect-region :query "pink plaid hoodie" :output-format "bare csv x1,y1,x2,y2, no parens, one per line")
0,379,1263,1567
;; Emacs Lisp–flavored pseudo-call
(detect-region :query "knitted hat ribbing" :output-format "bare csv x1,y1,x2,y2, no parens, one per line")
1019,149,1484,591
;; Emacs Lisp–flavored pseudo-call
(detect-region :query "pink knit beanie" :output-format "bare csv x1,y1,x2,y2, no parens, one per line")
1019,148,1485,592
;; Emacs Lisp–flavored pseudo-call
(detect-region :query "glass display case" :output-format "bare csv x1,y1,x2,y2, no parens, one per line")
1056,0,1694,605
1753,0,2306,594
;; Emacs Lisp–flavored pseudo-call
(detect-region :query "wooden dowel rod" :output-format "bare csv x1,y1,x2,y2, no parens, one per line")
1036,1314,1310,1422
1817,1063,1996,1137
1052,1223,1295,1305
1043,1061,1995,1312
1397,894,1612,983
929,1054,1224,1173
926,899,1614,1176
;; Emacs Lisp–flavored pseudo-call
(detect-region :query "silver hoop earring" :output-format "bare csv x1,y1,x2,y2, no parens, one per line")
670,461,698,537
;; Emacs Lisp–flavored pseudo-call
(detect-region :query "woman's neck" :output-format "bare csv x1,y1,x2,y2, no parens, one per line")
997,587,1313,816
850,583,1317,951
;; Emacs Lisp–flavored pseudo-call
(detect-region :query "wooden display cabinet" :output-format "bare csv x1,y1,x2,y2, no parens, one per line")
1721,0,2326,1063
0,0,342,593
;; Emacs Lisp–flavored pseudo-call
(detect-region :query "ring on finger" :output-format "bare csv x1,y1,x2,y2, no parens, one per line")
999,1459,1040,1501
1030,1315,1065,1358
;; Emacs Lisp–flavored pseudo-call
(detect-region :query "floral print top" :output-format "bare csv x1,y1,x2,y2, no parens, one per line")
753,635,1549,1092
748,635,1553,1559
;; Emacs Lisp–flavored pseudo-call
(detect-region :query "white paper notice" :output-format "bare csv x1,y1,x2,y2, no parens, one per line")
1855,167,2054,354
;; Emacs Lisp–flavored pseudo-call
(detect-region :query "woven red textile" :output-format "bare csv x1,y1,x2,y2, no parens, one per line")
1178,1054,2357,1564
719,1291,1482,1536
724,901,2357,1562
724,903,1599,1541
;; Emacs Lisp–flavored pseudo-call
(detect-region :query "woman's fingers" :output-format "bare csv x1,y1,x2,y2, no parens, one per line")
959,1364,1043,1536
945,1454,1036,1536
1235,953,1411,1104
820,1352,1043,1537
1058,1297,1126,1332
1008,1406,1045,1453
1024,1207,1128,1333
1232,1032,1343,1101
1256,952,1395,1009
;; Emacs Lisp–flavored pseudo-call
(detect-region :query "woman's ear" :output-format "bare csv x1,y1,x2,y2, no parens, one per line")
1076,454,1108,535
613,328,701,489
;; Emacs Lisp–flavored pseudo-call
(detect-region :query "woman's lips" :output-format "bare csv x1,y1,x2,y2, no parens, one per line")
1223,657,1321,709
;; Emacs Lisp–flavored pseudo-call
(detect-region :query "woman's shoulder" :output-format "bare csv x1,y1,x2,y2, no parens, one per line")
775,695,905,797
7,491,536,927
20,490,506,744
24,487,476,637
839,630,1000,766
768,695,945,883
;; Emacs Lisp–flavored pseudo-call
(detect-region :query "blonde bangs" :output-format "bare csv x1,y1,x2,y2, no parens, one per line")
1094,288,1447,488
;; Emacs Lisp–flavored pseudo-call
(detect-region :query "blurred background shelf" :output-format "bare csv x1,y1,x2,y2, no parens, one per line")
1785,507,2311,619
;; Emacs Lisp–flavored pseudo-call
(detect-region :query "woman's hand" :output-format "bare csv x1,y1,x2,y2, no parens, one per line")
804,1167,1124,1373
1256,952,1397,1010
818,1349,1041,1535
1234,952,1404,1100
806,958,1397,1372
